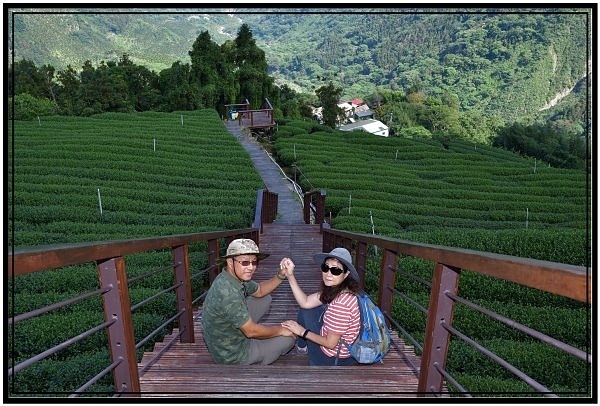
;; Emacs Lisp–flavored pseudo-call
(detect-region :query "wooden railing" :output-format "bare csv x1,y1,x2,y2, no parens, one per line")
320,225,591,397
303,189,326,228
236,98,274,129
224,99,250,119
7,189,592,397
253,188,278,233
7,188,273,397
8,227,259,396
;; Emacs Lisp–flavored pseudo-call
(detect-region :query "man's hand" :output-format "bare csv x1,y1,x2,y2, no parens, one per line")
279,257,295,277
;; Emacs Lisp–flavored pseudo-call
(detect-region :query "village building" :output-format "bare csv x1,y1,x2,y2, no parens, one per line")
311,98,385,137
338,118,389,137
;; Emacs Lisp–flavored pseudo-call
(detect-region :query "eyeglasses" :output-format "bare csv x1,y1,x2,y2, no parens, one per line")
320,263,346,276
234,259,258,267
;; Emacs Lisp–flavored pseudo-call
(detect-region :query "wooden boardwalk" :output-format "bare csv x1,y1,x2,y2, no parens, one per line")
138,224,422,398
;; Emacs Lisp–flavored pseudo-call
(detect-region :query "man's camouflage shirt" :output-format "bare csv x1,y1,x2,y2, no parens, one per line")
201,270,259,364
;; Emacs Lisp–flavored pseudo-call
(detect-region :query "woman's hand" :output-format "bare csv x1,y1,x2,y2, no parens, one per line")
279,257,295,277
281,320,303,336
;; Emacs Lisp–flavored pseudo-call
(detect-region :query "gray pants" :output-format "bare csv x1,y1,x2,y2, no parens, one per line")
242,295,295,365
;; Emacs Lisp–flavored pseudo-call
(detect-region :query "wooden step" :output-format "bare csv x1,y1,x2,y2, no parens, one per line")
138,224,423,397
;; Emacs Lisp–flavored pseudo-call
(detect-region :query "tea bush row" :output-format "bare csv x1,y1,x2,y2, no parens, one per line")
273,121,590,394
9,110,263,394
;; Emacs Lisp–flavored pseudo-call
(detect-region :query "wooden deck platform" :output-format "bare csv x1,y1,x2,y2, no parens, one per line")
138,223,422,398
238,110,274,129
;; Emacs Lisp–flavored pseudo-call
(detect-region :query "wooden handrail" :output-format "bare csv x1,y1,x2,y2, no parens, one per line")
8,228,256,276
322,228,591,303
321,227,591,395
8,190,272,396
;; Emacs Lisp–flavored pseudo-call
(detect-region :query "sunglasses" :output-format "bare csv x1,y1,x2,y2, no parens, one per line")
234,259,258,267
320,263,346,276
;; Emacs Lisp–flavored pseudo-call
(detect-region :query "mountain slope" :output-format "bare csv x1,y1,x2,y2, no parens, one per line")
7,7,592,124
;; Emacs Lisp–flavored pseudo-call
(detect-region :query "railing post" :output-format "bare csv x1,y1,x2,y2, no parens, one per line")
172,244,194,343
355,241,368,288
303,192,311,224
96,256,140,394
260,189,268,225
272,192,278,222
340,238,353,255
418,262,461,395
262,190,278,223
322,226,333,252
316,189,326,231
378,248,398,325
250,230,260,245
253,189,265,233
208,239,220,284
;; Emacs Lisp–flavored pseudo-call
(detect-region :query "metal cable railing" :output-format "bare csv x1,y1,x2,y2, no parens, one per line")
9,287,109,324
8,225,259,396
9,319,115,376
442,322,558,397
321,227,591,397
446,291,590,362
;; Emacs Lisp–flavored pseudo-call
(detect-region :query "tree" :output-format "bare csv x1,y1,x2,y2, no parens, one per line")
315,81,343,128
278,84,302,119
156,61,195,111
234,24,272,108
10,93,58,120
218,40,240,116
39,64,58,103
118,54,160,111
10,59,46,98
419,97,460,137
128,65,160,111
492,122,586,169
56,65,80,115
189,31,223,109
76,60,130,115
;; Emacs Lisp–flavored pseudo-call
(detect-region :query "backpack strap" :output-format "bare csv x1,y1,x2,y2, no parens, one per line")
335,338,350,366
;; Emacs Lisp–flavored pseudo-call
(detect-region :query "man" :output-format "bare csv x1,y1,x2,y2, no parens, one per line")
201,238,295,365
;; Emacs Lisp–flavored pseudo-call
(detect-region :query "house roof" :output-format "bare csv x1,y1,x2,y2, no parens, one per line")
339,119,388,131
355,109,374,118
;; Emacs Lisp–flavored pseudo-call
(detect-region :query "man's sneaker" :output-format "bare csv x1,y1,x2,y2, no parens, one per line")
296,345,308,354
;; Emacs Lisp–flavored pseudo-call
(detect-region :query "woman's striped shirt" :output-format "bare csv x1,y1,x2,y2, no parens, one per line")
320,292,360,358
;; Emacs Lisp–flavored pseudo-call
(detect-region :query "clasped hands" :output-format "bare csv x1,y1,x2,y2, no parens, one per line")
278,257,295,277
278,257,303,336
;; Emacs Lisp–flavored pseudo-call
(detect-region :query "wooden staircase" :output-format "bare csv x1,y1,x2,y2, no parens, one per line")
138,224,422,398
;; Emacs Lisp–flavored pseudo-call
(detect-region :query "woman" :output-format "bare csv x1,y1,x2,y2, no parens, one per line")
280,247,361,366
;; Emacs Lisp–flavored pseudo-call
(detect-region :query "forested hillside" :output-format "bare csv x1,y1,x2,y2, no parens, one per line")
8,7,592,126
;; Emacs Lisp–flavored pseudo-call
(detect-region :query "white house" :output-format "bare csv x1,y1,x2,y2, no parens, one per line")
337,101,354,122
338,119,389,137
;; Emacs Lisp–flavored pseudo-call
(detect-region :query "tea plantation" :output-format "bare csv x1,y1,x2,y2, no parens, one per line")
8,110,264,394
272,119,591,395
8,112,591,395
